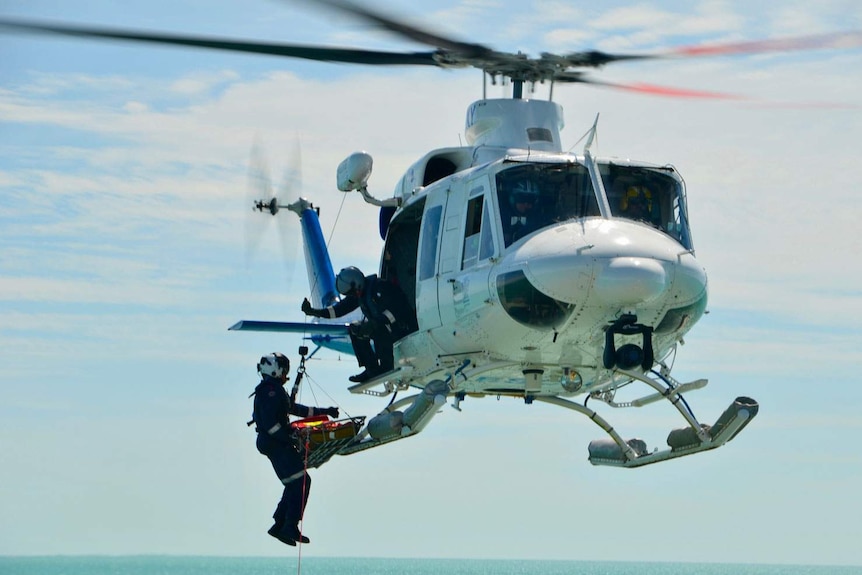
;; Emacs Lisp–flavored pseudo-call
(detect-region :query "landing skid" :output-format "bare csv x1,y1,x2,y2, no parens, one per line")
311,368,757,470
537,370,758,467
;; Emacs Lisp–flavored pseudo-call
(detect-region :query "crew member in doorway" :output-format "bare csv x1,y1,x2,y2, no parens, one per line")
302,266,417,383
251,352,339,547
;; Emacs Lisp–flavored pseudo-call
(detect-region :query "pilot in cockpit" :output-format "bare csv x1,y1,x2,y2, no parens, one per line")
506,180,540,244
620,185,660,227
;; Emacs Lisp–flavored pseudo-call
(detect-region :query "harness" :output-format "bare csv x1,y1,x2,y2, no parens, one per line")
359,274,384,323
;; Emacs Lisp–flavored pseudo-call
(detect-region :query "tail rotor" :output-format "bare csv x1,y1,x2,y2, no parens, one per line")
244,137,301,277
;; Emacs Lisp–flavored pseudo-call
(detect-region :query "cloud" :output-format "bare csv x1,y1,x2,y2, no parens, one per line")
168,69,239,95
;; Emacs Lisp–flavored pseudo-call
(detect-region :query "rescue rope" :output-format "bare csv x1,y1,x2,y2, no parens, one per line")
292,350,311,573
290,341,347,574
292,346,344,574
296,431,311,572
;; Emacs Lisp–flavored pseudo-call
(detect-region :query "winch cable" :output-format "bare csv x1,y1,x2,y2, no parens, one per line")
289,353,307,406
292,349,350,418
301,368,353,420
291,194,352,568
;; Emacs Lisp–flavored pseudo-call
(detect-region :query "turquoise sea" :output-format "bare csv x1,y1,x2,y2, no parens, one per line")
1,557,861,575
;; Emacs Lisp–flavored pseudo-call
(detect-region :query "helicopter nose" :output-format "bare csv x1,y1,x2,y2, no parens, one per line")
593,256,669,305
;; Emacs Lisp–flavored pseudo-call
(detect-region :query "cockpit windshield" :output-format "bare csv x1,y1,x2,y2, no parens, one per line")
495,162,599,247
600,162,693,250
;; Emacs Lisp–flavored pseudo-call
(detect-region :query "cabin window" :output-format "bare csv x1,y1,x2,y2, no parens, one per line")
527,127,553,143
462,184,496,270
462,194,484,269
601,163,693,250
495,163,599,247
479,197,495,261
419,205,443,281
423,157,457,186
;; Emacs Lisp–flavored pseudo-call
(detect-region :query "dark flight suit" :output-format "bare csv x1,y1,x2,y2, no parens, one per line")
253,375,316,540
314,274,417,373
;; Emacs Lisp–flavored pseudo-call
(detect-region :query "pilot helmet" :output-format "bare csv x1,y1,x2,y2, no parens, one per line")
336,266,365,295
258,352,290,379
621,185,653,211
510,180,539,207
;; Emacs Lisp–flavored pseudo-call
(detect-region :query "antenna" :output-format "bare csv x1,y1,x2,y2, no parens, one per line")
583,113,600,154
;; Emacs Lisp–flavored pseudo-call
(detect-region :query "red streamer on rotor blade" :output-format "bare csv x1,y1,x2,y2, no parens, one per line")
668,30,862,57
601,81,745,100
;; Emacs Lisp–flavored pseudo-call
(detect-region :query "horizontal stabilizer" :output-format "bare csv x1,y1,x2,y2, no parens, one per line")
228,319,350,335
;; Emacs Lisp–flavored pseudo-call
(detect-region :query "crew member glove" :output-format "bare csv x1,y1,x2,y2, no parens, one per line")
301,298,321,317
323,406,340,418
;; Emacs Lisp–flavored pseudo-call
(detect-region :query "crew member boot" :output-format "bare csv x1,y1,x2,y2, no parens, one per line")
267,524,296,547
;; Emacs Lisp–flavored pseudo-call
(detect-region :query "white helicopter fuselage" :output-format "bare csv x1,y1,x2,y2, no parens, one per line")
374,99,707,399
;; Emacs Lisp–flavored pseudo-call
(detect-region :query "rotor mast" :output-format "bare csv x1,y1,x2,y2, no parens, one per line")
513,79,524,100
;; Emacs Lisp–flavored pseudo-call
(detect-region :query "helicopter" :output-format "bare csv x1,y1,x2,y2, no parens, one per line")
4,1,859,470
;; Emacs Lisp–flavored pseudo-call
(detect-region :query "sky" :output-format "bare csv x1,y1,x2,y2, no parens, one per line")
1,0,861,566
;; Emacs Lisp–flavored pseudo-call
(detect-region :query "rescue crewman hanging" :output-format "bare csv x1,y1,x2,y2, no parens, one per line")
250,352,339,547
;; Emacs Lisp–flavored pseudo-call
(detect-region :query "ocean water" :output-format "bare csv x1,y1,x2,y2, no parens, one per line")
1,557,861,575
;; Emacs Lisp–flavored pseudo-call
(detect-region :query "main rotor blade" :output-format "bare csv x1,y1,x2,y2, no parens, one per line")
566,75,745,100
297,0,495,59
0,18,441,66
556,50,655,68
661,30,862,59
556,29,862,70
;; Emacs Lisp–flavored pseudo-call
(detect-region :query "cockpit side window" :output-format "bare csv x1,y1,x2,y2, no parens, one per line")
462,192,484,269
601,164,693,250
495,163,598,248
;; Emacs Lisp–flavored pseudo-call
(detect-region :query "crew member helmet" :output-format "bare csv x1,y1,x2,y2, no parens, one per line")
621,185,653,211
510,180,539,207
258,352,290,379
336,266,365,295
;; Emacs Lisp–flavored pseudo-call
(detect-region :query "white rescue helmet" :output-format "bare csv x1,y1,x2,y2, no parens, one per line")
336,266,365,295
258,352,290,379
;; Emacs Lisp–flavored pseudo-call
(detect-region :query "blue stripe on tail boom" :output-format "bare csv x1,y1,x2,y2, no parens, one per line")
300,207,339,308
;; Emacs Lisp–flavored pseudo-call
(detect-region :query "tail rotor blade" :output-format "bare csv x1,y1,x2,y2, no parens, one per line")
243,135,304,284
244,138,273,268
276,137,303,279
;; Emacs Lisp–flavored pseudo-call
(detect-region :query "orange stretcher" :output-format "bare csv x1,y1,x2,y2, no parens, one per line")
290,415,365,468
